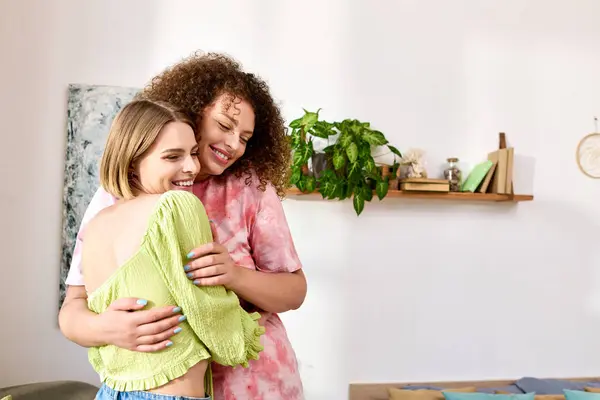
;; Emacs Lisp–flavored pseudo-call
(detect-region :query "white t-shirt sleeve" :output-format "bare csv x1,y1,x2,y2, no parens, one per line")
64,187,117,286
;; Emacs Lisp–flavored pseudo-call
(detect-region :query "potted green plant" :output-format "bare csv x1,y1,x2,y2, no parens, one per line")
288,109,401,215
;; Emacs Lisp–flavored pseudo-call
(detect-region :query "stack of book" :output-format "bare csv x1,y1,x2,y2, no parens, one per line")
395,132,515,194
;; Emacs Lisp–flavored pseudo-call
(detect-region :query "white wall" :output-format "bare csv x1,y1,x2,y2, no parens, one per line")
2,0,600,399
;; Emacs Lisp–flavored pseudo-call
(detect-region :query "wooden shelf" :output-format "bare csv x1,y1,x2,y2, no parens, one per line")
286,188,534,202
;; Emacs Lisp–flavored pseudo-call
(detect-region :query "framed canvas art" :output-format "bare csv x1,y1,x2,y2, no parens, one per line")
59,83,139,309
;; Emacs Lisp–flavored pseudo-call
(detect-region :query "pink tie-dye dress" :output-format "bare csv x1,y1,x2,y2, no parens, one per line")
65,174,305,400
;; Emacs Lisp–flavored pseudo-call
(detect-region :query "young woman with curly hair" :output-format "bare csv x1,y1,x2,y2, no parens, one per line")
59,52,307,400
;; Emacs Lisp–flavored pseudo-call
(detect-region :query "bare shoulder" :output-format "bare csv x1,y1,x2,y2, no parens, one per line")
124,193,165,210
84,204,117,241
82,194,167,280
85,194,163,236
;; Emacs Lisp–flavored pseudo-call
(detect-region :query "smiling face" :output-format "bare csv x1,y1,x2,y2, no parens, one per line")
195,93,255,180
134,121,200,194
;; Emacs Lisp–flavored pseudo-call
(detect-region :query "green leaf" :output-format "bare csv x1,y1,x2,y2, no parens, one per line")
339,133,353,148
290,128,302,147
346,142,358,163
319,168,335,180
296,175,305,192
362,130,388,146
300,108,321,131
347,162,361,182
365,158,376,174
376,179,389,200
290,168,302,185
335,181,347,199
358,142,371,160
316,169,333,197
298,174,316,193
349,120,362,135
292,150,304,167
334,120,351,133
362,183,373,201
365,170,380,181
289,117,303,129
319,178,341,199
333,148,346,170
292,140,313,167
342,182,353,199
305,176,316,193
319,171,346,200
318,183,333,199
323,144,335,154
353,192,365,216
387,145,402,158
311,120,333,139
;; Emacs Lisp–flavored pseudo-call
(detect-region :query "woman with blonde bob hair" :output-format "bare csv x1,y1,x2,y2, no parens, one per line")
99,99,196,199
84,98,264,400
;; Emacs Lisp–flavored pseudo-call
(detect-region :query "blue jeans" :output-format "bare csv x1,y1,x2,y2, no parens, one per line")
95,384,210,400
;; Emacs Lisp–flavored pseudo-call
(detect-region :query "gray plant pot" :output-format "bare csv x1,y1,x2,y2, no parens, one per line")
311,153,329,179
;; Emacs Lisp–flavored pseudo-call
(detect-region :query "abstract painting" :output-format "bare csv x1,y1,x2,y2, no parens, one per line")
59,84,139,309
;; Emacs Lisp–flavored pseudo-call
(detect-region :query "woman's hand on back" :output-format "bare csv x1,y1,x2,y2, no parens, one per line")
96,298,185,352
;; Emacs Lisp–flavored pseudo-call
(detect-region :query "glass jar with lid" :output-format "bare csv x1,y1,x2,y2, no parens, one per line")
444,157,462,192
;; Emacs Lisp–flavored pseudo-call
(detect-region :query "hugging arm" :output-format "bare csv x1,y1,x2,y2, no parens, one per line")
59,285,184,352
185,184,306,313
240,185,308,313
229,268,306,313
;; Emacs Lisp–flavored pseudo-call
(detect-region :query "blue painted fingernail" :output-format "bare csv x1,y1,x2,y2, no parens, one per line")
178,315,187,322
174,327,182,334
193,279,200,285
186,252,195,259
136,299,148,306
184,265,191,272
172,307,181,313
166,341,173,347
186,272,193,278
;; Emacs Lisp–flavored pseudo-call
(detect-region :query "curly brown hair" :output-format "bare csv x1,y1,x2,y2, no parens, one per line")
136,51,291,197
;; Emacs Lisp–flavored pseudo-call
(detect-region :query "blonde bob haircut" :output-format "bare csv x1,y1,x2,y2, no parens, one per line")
99,99,195,200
